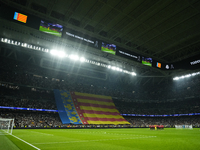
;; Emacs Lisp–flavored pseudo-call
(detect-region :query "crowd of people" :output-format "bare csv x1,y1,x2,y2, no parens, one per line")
125,116,200,127
1,110,62,128
0,56,200,127
1,110,200,128
0,82,199,115
114,98,200,115
0,97,56,110
1,56,200,101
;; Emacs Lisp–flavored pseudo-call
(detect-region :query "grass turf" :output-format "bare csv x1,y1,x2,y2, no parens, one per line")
5,128,200,150
0,131,20,150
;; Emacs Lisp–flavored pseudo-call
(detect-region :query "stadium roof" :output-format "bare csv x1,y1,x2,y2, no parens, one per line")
1,0,200,78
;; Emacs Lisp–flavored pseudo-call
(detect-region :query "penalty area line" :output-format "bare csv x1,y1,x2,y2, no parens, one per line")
10,134,40,150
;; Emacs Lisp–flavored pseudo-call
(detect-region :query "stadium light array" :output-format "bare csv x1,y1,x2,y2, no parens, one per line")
1,37,49,53
50,50,66,58
173,71,200,80
111,66,116,70
1,37,137,76
68,54,79,60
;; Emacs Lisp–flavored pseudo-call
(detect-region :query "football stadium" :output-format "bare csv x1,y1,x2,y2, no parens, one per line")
0,0,200,150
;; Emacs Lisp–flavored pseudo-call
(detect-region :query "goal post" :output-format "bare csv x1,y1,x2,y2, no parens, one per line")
0,118,14,135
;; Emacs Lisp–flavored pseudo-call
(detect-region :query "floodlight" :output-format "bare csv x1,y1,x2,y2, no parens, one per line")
57,51,66,57
192,73,196,76
116,67,121,71
23,43,27,47
111,66,116,70
185,74,191,78
132,72,136,76
50,50,57,55
69,54,79,60
107,65,111,69
50,50,66,57
80,57,85,62
173,77,179,80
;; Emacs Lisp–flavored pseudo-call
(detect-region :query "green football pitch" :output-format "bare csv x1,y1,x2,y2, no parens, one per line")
2,128,200,150
39,26,62,37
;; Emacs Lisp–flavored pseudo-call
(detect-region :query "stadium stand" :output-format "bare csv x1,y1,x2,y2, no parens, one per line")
125,116,200,128
0,110,62,128
0,56,200,128
1,56,200,102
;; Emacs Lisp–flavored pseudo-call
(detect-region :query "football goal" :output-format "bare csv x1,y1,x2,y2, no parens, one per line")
0,118,14,135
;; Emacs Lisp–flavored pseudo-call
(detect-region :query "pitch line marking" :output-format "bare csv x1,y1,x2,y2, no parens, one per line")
30,131,54,136
10,134,41,150
66,130,156,137
1,130,40,150
33,136,157,145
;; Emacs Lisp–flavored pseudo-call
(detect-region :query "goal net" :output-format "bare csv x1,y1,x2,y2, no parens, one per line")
175,125,193,129
0,118,14,135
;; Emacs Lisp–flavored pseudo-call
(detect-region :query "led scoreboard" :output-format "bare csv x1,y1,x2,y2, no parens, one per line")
13,12,27,23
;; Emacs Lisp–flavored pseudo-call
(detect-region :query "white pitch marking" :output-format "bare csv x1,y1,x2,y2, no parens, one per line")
65,130,157,137
10,134,41,150
1,130,40,150
33,136,156,145
30,131,54,136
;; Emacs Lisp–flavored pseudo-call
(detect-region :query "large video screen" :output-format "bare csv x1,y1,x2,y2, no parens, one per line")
39,20,63,37
142,57,152,67
101,42,116,55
